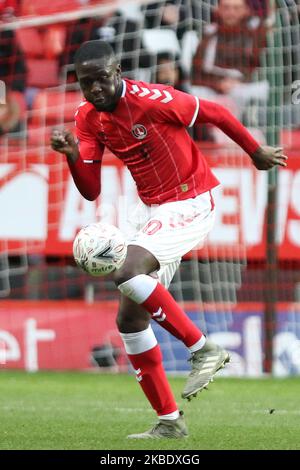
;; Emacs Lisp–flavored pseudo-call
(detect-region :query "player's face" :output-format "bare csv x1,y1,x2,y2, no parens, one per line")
76,57,122,112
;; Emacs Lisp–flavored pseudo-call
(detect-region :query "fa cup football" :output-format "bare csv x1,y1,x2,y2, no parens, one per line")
73,222,127,276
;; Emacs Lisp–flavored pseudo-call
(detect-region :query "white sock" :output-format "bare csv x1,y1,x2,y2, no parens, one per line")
118,274,157,304
119,325,157,355
159,410,180,420
188,335,206,353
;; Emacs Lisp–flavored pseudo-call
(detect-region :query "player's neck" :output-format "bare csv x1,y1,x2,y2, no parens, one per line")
105,79,123,113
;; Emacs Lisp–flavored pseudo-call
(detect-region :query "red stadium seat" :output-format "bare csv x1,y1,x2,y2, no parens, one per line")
27,122,75,147
28,89,81,147
16,28,44,58
26,59,60,88
17,26,66,59
43,26,66,59
9,91,27,118
30,89,82,127
17,26,66,88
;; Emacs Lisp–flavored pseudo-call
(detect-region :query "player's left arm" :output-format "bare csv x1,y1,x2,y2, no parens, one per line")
151,86,287,170
196,99,288,170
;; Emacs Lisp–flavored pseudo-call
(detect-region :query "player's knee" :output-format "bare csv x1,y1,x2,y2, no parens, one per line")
114,266,140,286
114,245,159,287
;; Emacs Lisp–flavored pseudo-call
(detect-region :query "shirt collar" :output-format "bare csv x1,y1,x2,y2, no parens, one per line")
121,79,126,98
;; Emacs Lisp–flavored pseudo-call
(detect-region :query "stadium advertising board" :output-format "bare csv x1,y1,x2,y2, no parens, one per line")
0,301,299,376
1,149,300,259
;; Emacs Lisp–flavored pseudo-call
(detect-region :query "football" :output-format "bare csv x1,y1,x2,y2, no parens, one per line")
73,222,127,276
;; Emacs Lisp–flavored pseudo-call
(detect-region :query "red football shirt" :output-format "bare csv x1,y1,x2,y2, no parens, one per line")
73,78,259,205
74,79,220,205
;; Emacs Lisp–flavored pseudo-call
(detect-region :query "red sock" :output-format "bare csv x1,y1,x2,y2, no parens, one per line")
142,283,203,347
128,344,178,416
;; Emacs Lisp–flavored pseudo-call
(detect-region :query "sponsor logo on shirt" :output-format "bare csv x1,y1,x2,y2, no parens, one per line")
132,124,147,140
130,84,173,103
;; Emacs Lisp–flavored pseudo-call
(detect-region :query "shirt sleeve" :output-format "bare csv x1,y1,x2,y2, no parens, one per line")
66,109,104,201
148,85,199,128
75,109,105,162
196,99,260,156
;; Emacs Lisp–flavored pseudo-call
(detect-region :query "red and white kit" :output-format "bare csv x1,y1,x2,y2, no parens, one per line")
71,78,259,282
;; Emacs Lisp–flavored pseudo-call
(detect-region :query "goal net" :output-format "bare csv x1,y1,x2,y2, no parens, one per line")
0,0,299,376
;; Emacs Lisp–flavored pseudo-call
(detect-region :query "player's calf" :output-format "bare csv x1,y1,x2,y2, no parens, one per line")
116,295,151,333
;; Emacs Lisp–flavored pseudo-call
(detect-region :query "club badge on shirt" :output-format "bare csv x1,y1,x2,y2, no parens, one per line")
132,124,147,140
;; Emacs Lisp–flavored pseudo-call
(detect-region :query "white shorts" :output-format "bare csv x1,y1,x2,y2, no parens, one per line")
128,190,215,288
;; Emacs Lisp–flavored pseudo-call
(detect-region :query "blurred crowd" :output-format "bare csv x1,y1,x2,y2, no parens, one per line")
0,0,299,142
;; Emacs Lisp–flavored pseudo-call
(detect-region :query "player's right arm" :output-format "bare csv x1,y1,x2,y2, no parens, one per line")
50,112,104,201
50,128,79,162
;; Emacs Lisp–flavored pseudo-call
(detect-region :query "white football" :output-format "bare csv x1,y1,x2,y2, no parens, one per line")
73,222,127,276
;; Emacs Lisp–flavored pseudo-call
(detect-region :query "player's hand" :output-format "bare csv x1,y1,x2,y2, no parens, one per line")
50,129,79,163
251,145,288,170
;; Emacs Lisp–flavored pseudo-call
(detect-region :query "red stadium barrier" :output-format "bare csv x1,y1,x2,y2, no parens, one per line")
1,300,300,376
0,300,122,371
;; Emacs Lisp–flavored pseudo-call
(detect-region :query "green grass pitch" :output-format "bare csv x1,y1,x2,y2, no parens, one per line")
0,371,299,450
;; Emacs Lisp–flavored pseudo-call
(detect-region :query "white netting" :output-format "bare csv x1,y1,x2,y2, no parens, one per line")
0,0,299,375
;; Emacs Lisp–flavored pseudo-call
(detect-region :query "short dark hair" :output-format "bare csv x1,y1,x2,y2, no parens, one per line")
74,40,116,66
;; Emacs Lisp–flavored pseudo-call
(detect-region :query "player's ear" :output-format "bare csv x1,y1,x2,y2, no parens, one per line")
116,63,122,75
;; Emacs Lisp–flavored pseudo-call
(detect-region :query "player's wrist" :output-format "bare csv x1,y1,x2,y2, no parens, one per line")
250,144,263,160
65,146,79,164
